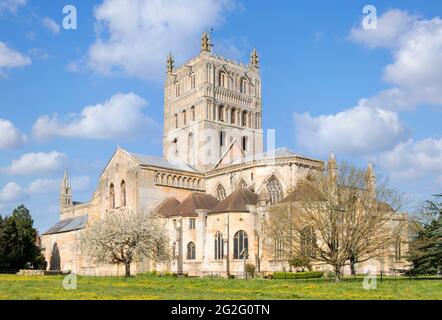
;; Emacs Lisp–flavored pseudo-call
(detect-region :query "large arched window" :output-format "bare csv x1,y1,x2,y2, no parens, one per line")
120,180,126,207
187,242,196,260
267,177,283,205
214,232,224,260
395,237,401,261
109,183,115,209
233,230,248,259
274,237,284,260
300,226,316,258
215,184,226,201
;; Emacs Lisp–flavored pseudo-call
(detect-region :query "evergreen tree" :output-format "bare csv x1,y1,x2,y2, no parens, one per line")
409,194,442,275
0,205,47,270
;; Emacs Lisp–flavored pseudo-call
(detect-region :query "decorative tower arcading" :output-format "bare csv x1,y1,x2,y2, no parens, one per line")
201,32,212,53
250,48,259,68
60,169,72,209
365,162,376,201
327,152,337,183
166,53,174,75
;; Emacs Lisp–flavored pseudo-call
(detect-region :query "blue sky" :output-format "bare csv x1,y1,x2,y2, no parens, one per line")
1,0,441,232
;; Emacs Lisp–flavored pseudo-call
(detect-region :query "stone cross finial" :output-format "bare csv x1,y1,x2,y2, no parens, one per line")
250,48,259,68
201,32,211,52
167,53,174,74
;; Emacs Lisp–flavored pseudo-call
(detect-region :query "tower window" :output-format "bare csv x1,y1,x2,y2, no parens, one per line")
220,131,226,146
191,106,195,122
219,72,227,89
241,136,248,151
219,105,224,122
175,82,180,97
231,108,236,125
240,78,247,94
174,114,178,128
183,110,187,126
242,111,247,127
191,73,196,89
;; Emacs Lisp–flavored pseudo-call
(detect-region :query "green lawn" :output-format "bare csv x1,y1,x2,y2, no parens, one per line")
0,274,441,300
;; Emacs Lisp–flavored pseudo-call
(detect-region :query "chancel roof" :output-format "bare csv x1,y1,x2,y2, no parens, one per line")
42,214,88,235
211,189,258,213
170,193,220,217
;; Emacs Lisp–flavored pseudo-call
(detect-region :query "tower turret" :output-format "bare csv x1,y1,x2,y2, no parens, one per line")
250,48,259,68
365,162,376,201
201,32,212,53
60,169,72,209
166,53,174,75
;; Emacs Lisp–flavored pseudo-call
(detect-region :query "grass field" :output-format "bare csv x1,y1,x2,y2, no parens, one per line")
0,274,441,300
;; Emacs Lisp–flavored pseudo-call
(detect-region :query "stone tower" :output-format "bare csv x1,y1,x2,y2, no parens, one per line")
60,169,72,209
163,32,263,171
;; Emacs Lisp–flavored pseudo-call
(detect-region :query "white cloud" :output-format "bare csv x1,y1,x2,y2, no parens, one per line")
3,151,67,175
0,182,23,204
0,41,31,69
86,0,234,80
32,92,157,141
27,176,91,194
0,119,26,149
42,17,61,34
27,179,59,194
71,176,91,192
377,137,442,181
0,0,26,13
294,105,408,156
351,10,442,110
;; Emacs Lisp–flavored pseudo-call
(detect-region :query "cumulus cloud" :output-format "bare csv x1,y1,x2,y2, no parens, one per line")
351,10,442,110
32,92,157,141
294,105,408,156
3,151,67,175
27,176,91,194
27,179,59,194
0,182,24,204
85,0,234,80
0,41,31,70
42,17,61,34
376,137,442,181
0,119,26,149
0,0,26,13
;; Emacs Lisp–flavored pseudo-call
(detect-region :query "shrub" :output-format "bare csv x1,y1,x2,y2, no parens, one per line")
272,271,323,279
245,264,256,278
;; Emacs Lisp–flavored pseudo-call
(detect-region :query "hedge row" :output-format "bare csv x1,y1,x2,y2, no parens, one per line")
272,271,324,279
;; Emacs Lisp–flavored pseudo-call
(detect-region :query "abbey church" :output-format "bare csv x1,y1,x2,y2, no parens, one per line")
41,33,408,276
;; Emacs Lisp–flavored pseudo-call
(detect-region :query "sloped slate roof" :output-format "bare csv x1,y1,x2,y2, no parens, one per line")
211,189,258,213
229,147,297,165
129,152,198,173
42,214,89,235
170,193,220,217
153,197,181,217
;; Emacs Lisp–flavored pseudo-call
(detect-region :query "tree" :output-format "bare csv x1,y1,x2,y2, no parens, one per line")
0,205,47,270
80,209,170,277
408,194,442,275
266,161,404,281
